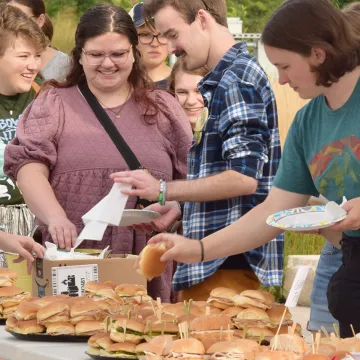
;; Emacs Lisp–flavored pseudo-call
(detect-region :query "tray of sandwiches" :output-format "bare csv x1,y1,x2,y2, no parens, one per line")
0,268,31,323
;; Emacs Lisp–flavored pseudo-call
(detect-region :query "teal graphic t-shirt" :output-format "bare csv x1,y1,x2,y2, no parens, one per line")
273,79,360,237
0,89,35,205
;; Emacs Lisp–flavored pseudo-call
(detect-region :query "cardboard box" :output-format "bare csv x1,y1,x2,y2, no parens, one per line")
32,253,146,298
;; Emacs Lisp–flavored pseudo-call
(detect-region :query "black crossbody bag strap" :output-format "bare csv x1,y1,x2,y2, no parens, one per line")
78,81,142,170
78,81,152,208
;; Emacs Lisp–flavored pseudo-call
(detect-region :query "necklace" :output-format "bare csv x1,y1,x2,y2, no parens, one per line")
0,94,21,117
96,86,132,119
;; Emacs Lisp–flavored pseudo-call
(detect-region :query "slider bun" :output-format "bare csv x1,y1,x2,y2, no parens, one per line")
109,330,143,344
32,295,69,308
222,307,245,318
114,318,145,333
269,334,308,354
206,339,260,354
13,319,45,334
145,314,177,323
15,300,40,321
246,327,274,338
138,243,168,280
37,301,69,322
3,305,18,317
5,314,18,331
0,268,17,286
255,350,299,360
115,284,147,297
96,334,114,351
240,291,275,307
171,338,205,354
267,304,292,326
190,314,233,331
209,287,238,300
94,288,124,303
84,281,111,294
316,344,336,356
70,299,100,318
144,335,174,355
46,321,75,335
0,286,24,297
163,303,203,318
146,321,179,334
70,315,98,325
236,307,270,321
108,341,137,353
206,300,231,310
75,320,105,335
88,333,107,347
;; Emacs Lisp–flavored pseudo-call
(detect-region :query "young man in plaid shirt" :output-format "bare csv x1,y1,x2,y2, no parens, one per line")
112,0,283,300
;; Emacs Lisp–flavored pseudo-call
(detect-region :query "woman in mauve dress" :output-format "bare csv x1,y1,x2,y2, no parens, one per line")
4,4,192,302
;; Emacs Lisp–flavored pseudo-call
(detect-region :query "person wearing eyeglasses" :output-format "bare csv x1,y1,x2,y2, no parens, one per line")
129,2,171,89
4,4,192,302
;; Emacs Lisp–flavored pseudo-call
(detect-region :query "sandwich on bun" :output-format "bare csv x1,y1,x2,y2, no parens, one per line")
138,243,168,280
110,318,145,344
75,320,106,336
115,284,149,304
14,300,40,321
269,334,308,354
12,319,45,334
233,307,270,329
207,287,237,310
232,290,274,311
168,338,206,360
36,301,70,325
46,321,75,335
143,335,174,360
0,268,17,287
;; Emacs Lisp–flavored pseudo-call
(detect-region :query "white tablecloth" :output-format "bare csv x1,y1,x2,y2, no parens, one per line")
0,327,90,360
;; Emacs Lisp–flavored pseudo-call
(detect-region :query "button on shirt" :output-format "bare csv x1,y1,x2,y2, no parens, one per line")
173,42,284,291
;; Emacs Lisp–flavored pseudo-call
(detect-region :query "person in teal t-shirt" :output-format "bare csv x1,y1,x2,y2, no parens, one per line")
143,0,360,338
0,3,46,235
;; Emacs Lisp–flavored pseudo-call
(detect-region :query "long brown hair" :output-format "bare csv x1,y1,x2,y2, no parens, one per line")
46,4,158,120
342,2,360,35
168,58,209,95
262,0,360,87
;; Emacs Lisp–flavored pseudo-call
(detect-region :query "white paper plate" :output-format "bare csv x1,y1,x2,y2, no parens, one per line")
266,205,347,231
119,209,160,227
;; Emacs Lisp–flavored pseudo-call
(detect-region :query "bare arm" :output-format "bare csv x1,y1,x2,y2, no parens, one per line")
17,163,77,250
148,187,311,264
166,170,257,202
17,163,66,224
112,169,257,202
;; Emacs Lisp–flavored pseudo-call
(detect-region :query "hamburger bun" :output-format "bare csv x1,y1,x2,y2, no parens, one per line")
96,334,114,351
190,314,233,331
0,268,18,287
138,242,168,280
37,301,70,323
70,298,101,318
207,287,238,309
88,333,107,347
5,314,18,331
170,338,205,355
84,281,111,295
115,284,147,297
75,320,105,335
13,319,45,334
246,327,274,341
255,350,299,360
93,288,124,303
222,306,245,318
3,305,18,318
233,290,275,310
269,334,308,354
46,321,75,335
106,342,137,358
14,300,40,321
234,307,270,329
144,335,174,355
206,339,260,354
267,304,292,327
316,343,336,356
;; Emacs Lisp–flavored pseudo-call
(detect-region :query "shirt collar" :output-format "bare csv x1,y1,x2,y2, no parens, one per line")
198,42,249,92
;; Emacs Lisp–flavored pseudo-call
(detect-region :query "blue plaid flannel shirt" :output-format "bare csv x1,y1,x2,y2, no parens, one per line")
172,42,284,291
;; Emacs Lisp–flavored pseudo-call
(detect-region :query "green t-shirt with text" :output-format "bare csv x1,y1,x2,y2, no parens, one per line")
273,79,360,237
0,89,35,205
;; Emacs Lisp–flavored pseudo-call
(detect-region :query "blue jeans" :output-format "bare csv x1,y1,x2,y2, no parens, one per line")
308,241,342,332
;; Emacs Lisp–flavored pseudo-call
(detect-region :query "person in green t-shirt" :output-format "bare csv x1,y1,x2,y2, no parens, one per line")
142,0,360,338
0,3,46,235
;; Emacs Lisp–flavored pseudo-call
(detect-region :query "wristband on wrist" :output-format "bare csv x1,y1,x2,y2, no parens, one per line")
199,240,204,262
158,179,166,206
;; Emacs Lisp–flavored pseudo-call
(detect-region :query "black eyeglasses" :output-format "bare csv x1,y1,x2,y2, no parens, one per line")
138,33,168,45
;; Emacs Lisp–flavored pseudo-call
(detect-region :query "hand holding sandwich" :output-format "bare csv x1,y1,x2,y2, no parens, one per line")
0,231,45,274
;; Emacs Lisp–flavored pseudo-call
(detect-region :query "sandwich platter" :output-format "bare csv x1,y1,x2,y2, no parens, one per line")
85,353,132,360
266,205,346,231
7,330,91,342
119,209,160,227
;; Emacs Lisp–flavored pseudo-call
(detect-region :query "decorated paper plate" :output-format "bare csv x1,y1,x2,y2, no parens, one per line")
266,205,347,231
8,330,91,342
119,209,160,227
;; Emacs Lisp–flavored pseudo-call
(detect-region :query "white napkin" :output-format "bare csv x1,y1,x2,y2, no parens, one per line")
44,241,109,260
75,183,131,248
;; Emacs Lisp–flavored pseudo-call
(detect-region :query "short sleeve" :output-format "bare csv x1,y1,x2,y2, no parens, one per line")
4,88,65,180
154,90,193,180
273,115,319,196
